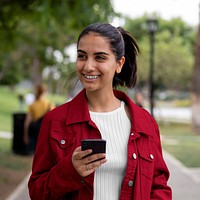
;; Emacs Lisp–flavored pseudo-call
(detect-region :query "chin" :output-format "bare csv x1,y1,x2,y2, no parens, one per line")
85,87,95,91
85,85,101,92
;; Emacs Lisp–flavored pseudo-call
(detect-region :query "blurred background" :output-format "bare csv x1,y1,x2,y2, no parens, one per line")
0,0,200,199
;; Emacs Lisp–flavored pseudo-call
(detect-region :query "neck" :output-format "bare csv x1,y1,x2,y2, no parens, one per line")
36,93,45,100
86,89,121,112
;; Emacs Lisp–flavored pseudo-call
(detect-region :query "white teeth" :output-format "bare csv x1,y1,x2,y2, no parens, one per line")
84,75,99,79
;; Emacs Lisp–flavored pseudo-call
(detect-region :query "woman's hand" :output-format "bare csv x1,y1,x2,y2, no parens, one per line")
72,146,107,177
23,133,29,145
23,112,32,145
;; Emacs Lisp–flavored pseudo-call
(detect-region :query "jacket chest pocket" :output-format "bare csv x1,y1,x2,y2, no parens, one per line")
137,137,155,180
50,131,75,162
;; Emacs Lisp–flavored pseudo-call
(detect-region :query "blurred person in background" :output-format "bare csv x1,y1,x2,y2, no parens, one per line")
134,91,144,108
23,83,55,151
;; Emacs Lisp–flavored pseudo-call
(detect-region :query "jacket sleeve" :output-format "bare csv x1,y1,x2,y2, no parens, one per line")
150,118,172,200
28,113,91,199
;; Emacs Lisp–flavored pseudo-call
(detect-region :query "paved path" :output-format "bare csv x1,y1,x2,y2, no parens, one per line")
6,172,31,200
0,131,12,139
164,151,200,200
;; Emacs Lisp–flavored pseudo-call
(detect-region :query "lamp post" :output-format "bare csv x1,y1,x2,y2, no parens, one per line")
146,17,158,117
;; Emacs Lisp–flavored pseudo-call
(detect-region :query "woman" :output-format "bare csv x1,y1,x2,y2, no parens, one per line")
28,23,172,199
24,83,54,150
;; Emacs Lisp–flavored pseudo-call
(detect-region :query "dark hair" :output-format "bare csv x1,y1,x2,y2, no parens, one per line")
77,23,139,88
35,83,47,100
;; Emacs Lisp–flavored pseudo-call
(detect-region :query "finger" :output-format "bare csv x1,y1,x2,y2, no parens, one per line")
73,147,92,160
81,149,93,159
84,153,106,164
77,158,107,177
74,146,82,153
72,147,82,160
86,158,107,171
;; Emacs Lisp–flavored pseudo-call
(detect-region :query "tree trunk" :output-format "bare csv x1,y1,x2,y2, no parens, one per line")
30,57,42,85
191,94,200,134
191,23,200,134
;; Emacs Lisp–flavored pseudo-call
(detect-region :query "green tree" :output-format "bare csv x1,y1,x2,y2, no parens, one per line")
191,22,200,134
124,16,195,91
0,0,116,87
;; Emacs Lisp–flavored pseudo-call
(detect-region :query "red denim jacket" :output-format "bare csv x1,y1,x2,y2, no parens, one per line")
28,89,172,200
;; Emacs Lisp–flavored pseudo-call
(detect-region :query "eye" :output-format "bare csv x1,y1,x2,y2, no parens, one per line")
77,53,87,60
96,55,106,61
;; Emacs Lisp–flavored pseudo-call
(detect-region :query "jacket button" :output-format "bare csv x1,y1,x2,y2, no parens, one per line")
60,139,65,145
132,153,137,159
128,180,133,187
131,132,134,136
81,179,86,184
150,154,154,159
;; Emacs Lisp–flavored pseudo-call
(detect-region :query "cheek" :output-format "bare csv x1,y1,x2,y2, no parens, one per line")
76,62,82,72
76,65,82,80
107,65,118,76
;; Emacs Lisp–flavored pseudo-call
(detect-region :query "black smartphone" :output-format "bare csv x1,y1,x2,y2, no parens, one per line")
81,139,106,155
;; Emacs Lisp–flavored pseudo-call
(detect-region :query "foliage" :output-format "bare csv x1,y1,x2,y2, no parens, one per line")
125,16,196,91
0,0,116,87
0,3,197,92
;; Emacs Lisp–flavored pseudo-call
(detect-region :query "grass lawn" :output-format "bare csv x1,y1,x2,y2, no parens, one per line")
159,122,200,168
0,87,19,132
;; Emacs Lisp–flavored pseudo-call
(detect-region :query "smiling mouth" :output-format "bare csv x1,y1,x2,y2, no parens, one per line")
83,74,100,79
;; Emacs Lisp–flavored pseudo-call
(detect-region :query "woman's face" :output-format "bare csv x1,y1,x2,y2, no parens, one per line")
76,33,124,93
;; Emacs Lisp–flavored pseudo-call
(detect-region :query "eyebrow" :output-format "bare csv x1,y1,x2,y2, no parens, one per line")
77,49,109,56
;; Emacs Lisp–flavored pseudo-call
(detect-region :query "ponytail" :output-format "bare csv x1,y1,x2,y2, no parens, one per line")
114,27,139,88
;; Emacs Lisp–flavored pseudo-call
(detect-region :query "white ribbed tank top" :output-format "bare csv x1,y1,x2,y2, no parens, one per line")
89,101,131,200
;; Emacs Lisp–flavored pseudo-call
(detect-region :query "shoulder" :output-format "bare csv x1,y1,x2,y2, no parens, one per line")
122,94,159,136
29,101,37,110
47,102,69,121
44,90,88,125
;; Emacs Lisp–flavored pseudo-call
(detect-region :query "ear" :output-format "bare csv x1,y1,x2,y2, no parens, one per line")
116,56,125,74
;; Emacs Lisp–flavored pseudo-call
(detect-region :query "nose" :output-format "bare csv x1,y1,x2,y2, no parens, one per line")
84,58,95,72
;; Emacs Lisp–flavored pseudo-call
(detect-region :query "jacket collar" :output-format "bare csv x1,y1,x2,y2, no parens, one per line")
113,90,155,137
66,89,91,124
66,89,155,137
